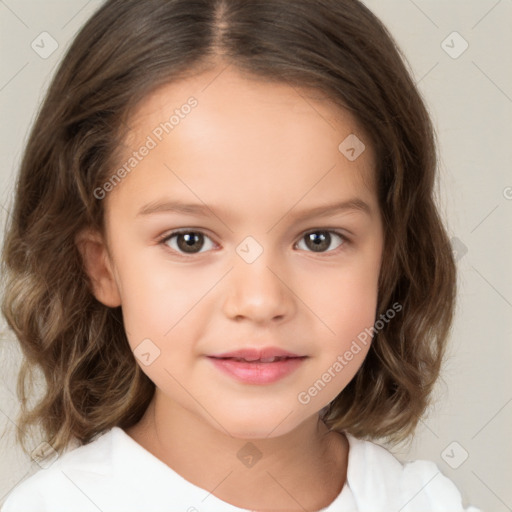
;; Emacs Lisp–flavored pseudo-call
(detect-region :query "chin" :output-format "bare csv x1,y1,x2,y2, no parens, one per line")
212,410,305,440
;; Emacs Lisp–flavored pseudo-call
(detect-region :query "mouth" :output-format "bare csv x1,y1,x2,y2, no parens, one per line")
207,347,305,361
209,355,305,363
206,348,308,384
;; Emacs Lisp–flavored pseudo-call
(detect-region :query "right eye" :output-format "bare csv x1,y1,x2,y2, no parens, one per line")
159,229,217,256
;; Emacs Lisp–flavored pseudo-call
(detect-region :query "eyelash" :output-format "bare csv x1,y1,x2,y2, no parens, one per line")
157,228,351,258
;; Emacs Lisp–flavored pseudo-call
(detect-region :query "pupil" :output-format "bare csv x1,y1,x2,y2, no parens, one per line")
179,232,203,253
308,231,329,252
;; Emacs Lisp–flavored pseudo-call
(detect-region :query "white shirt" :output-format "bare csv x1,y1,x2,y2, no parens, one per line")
1,426,481,511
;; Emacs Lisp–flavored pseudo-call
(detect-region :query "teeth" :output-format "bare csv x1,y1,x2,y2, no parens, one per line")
231,356,285,363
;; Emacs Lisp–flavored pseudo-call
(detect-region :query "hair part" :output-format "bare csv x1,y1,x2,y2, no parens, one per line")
1,0,456,457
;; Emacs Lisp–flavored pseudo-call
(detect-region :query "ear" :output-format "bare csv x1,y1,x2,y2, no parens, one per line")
75,227,122,307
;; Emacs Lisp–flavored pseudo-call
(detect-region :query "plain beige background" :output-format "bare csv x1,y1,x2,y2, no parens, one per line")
0,1,511,510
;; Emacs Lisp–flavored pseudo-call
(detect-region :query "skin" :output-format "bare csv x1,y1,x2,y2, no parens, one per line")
76,64,384,511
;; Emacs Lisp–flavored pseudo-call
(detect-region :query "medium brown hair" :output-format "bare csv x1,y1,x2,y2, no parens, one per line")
1,0,456,457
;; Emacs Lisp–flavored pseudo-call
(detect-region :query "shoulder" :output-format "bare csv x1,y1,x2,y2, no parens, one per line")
1,428,116,512
344,433,481,512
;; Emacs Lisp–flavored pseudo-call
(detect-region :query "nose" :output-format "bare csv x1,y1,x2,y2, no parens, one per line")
222,247,295,324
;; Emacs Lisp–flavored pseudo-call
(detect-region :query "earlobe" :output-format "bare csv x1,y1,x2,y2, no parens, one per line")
75,228,122,308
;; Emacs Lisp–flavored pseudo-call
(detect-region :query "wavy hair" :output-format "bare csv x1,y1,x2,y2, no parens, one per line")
1,0,456,457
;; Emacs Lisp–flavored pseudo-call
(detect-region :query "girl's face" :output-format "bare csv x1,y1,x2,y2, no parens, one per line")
88,67,384,438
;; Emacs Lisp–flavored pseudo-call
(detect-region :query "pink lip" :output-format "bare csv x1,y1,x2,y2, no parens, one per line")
209,347,303,360
207,347,307,385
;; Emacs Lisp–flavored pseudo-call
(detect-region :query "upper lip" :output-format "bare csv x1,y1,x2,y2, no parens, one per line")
208,347,305,361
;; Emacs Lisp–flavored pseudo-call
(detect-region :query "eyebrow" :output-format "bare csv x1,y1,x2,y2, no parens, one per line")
136,197,372,220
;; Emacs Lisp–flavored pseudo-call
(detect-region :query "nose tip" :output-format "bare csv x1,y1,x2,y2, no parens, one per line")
223,248,293,324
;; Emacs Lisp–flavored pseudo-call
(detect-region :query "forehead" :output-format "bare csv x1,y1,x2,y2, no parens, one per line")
110,66,377,216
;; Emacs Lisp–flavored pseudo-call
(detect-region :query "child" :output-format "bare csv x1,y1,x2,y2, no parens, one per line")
0,0,481,510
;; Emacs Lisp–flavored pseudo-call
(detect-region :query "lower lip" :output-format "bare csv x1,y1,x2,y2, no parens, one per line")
207,357,307,385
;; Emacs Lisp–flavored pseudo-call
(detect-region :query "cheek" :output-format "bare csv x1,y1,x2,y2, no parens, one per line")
110,241,185,342
295,261,379,409
307,254,380,341
114,246,218,359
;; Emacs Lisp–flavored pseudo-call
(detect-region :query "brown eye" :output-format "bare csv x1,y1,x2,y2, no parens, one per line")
161,230,215,255
296,230,347,253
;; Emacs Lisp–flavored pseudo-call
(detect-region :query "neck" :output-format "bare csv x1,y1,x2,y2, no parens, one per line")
125,390,348,510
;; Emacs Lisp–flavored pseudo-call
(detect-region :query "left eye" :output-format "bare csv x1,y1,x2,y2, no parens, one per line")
295,230,347,253
159,229,348,256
